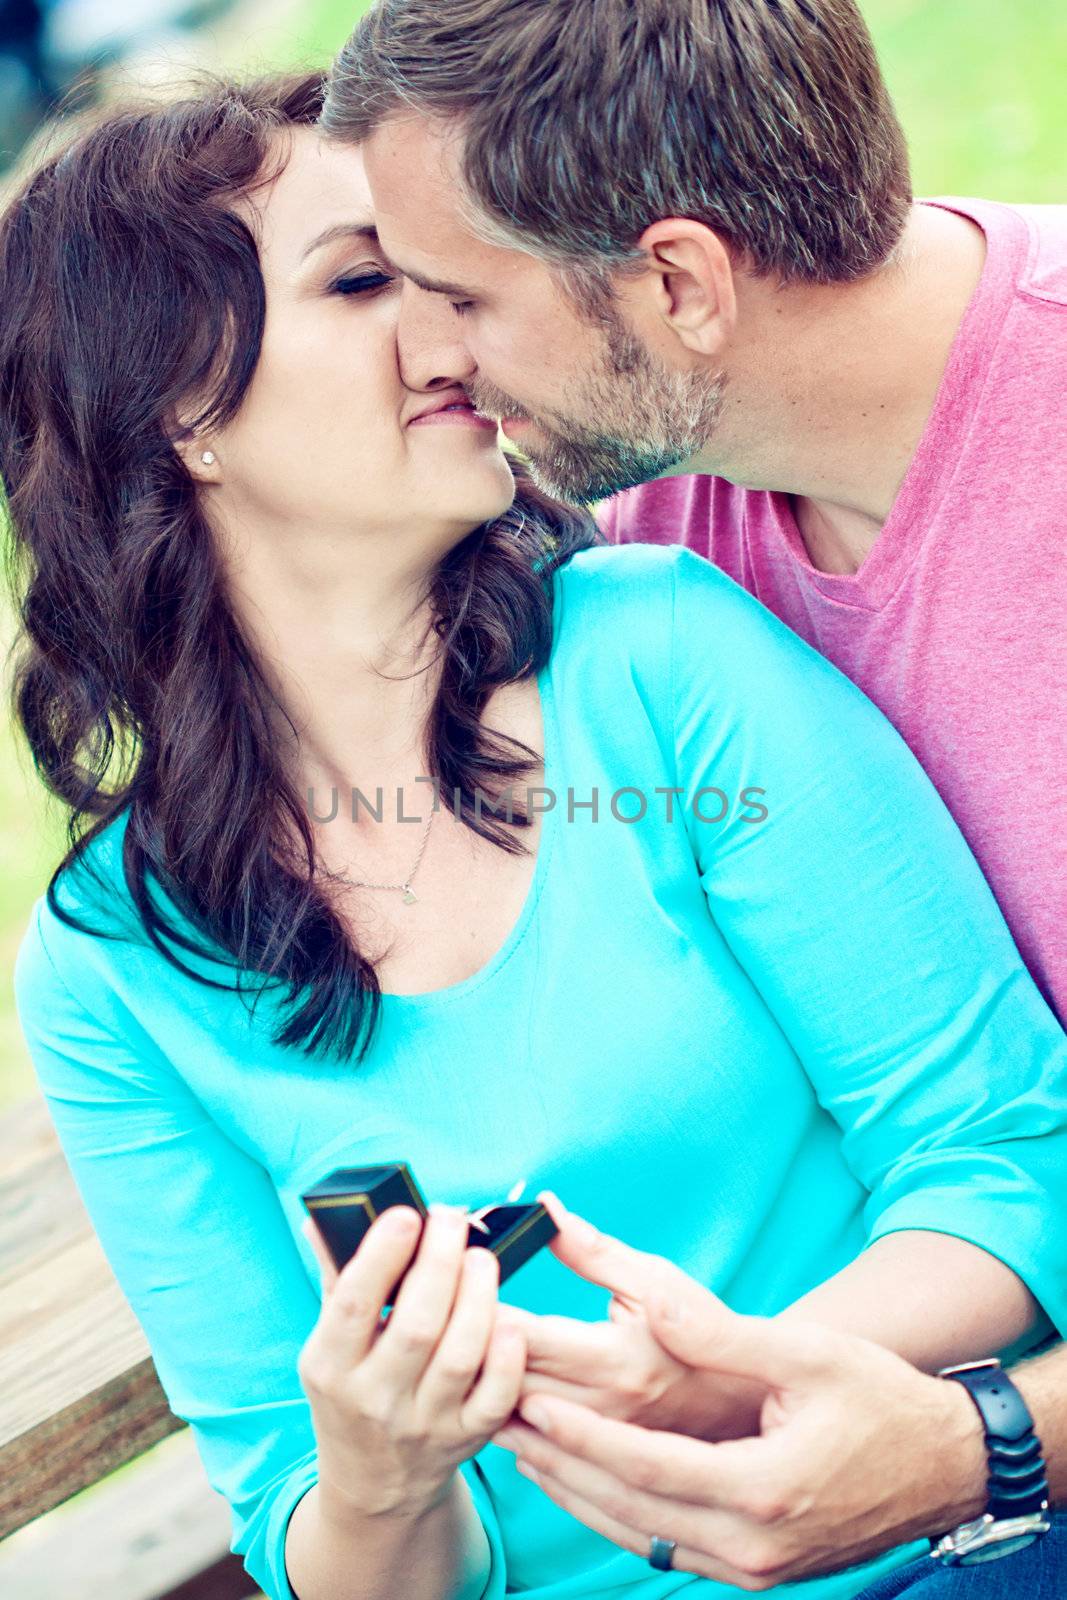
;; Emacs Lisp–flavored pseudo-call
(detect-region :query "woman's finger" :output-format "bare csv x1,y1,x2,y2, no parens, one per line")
361,1204,469,1392
302,1215,339,1295
317,1206,424,1366
417,1245,500,1412
462,1321,527,1437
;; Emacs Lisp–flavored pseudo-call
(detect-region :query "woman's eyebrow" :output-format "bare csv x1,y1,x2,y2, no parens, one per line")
300,220,380,262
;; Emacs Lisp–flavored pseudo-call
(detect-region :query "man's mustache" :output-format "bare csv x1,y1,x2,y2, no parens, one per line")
465,381,533,424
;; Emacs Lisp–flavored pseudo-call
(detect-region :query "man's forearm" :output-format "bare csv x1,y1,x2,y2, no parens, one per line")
1013,1342,1067,1506
778,1229,1041,1372
284,1472,492,1600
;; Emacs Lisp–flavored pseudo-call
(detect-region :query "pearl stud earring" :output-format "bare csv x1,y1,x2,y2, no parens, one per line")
200,449,215,466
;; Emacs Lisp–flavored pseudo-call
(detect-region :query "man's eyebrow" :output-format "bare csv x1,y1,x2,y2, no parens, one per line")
395,263,477,299
300,220,380,262
299,223,475,298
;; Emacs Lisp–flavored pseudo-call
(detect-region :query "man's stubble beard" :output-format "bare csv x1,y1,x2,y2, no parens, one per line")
468,302,727,504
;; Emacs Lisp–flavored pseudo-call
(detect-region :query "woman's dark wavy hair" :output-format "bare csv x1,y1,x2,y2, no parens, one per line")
0,68,602,1065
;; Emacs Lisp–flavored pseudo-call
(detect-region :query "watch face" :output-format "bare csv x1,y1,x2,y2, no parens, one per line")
959,1533,1039,1565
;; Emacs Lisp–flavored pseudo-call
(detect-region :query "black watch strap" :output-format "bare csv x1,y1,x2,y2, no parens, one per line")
939,1360,1049,1520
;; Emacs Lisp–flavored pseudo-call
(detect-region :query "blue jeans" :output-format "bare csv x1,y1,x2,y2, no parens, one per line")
855,1514,1067,1598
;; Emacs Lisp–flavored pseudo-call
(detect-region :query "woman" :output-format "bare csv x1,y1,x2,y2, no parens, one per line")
3,69,1067,1600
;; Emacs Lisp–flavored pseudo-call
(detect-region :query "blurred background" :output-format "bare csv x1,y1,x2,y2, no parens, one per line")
0,0,1063,1591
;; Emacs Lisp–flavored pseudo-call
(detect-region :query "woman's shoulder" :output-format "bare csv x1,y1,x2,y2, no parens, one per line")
554,538,837,677
557,537,798,623
552,538,723,641
555,536,694,606
552,540,901,779
14,811,147,1018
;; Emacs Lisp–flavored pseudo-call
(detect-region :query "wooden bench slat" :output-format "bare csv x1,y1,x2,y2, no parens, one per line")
0,1096,188,1535
0,1093,95,1295
0,1236,152,1444
0,1428,259,1600
1,1362,185,1537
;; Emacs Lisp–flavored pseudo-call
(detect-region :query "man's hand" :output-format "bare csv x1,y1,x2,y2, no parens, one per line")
492,1209,989,1589
495,1192,763,1436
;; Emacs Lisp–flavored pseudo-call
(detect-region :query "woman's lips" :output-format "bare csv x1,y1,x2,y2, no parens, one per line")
409,404,498,431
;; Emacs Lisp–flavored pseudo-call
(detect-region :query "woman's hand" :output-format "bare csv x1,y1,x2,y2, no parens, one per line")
299,1202,527,1523
495,1193,764,1438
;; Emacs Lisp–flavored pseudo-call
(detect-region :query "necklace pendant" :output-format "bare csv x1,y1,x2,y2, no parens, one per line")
401,885,417,905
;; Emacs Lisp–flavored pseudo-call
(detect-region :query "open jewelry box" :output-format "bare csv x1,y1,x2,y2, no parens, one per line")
300,1161,557,1307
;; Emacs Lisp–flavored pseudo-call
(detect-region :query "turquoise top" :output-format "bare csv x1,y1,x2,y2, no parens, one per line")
15,543,1067,1600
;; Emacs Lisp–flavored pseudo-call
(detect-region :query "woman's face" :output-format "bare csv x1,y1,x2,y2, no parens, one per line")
202,128,516,555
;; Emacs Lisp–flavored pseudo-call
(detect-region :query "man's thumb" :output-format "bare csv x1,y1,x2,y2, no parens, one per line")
647,1266,817,1390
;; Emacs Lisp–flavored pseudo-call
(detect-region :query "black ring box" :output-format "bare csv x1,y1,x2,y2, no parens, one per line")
300,1162,558,1308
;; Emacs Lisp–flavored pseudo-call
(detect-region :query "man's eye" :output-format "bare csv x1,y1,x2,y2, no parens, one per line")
332,271,395,296
450,300,475,317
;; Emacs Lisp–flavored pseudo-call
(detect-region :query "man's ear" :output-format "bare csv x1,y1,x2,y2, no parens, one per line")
633,218,738,359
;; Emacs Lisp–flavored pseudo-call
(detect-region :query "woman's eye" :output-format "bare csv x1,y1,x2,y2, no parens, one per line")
331,271,395,296
450,300,475,317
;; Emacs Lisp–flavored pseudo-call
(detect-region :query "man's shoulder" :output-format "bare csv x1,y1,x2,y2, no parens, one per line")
1010,202,1067,309
932,194,1067,310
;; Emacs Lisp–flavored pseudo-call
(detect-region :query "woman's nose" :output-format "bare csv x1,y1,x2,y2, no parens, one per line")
396,282,476,392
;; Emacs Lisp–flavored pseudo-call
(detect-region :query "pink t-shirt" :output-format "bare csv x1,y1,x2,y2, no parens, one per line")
597,196,1067,1023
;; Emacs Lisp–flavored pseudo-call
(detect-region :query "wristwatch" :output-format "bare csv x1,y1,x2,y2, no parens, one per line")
931,1359,1051,1566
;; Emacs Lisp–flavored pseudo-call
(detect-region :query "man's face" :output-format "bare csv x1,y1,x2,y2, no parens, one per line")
360,116,724,502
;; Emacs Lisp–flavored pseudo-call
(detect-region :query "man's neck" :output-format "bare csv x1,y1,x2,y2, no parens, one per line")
679,202,988,576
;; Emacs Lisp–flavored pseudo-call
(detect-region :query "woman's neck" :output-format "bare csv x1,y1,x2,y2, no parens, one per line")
214,516,446,800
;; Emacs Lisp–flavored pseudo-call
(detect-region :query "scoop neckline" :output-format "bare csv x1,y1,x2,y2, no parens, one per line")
379,652,560,1009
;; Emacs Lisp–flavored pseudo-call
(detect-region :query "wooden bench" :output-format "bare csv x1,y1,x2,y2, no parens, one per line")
0,1093,261,1598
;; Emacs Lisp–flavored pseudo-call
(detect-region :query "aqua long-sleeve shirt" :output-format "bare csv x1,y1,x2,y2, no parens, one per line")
14,543,1067,1600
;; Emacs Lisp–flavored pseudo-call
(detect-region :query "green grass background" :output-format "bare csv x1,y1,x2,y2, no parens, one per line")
0,0,1064,1574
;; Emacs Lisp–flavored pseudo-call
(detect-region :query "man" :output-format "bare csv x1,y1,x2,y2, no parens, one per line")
318,0,1067,1591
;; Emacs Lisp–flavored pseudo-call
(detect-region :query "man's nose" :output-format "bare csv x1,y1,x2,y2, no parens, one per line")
397,281,476,393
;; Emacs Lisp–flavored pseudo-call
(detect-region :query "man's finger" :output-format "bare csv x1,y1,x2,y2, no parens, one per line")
537,1191,659,1299
517,1311,608,1373
516,1392,771,1513
514,1459,764,1588
646,1269,831,1390
519,1372,606,1408
493,1303,541,1335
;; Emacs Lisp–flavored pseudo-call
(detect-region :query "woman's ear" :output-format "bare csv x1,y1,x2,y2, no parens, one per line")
634,218,738,360
166,400,223,483
171,428,223,483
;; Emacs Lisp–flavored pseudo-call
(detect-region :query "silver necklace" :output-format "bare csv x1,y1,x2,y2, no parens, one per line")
339,806,435,905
